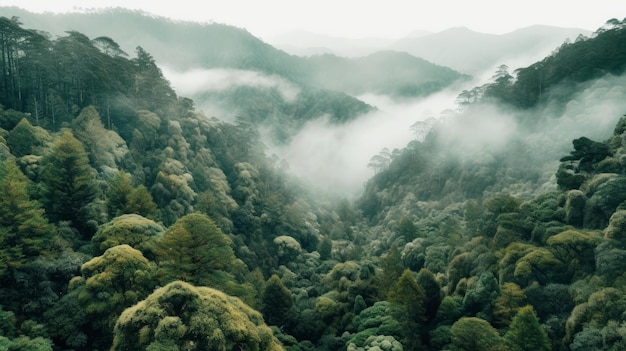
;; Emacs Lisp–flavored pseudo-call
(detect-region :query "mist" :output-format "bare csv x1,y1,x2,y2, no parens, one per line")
268,87,465,196
162,61,626,199
162,66,301,102
271,73,626,198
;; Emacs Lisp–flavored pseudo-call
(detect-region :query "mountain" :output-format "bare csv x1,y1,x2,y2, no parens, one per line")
269,30,399,57
2,10,626,351
388,25,592,75
304,50,469,98
0,6,467,142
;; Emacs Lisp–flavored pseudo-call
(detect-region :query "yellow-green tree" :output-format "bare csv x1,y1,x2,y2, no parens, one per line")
91,214,164,255
70,245,157,349
155,213,237,290
450,317,505,351
111,281,283,351
0,159,55,276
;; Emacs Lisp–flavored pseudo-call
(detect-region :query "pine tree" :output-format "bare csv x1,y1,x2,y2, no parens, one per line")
388,269,427,350
0,159,54,275
40,130,99,231
155,213,236,289
504,305,551,351
262,275,293,326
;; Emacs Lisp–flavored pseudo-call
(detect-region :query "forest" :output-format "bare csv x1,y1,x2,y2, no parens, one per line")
0,12,626,351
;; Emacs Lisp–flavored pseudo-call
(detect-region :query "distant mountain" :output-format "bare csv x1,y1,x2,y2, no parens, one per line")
1,7,466,102
304,51,468,98
388,25,592,75
269,30,398,57
0,6,304,80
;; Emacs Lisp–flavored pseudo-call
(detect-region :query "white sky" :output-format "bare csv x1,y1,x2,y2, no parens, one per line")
1,0,624,39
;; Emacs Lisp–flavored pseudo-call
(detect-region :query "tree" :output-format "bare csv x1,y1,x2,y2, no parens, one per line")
111,281,283,351
7,118,37,157
504,306,550,351
40,130,99,232
106,171,134,217
492,282,527,328
388,269,426,350
155,213,237,290
416,268,441,322
91,214,164,255
70,244,157,349
125,185,159,219
449,317,505,351
262,275,293,327
462,272,500,320
0,159,55,276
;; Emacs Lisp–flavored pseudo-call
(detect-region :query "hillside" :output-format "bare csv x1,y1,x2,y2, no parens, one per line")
1,13,626,351
304,51,468,98
0,6,467,142
388,25,591,75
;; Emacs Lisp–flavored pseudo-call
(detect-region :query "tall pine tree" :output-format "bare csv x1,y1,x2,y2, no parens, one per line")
40,130,98,235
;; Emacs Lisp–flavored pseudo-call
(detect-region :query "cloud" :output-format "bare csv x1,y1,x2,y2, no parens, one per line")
271,73,626,198
161,66,300,101
268,87,464,196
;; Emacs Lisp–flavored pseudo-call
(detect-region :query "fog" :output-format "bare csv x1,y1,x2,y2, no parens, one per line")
267,88,464,195
162,66,300,102
162,62,626,198
272,73,626,197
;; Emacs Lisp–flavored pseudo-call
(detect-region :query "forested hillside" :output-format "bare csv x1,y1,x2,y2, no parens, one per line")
1,13,626,351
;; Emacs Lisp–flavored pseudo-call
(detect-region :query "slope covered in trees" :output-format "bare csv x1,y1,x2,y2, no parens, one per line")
1,14,626,351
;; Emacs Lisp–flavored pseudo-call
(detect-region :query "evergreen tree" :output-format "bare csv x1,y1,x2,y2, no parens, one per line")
106,171,133,218
388,269,426,350
40,130,99,233
0,159,55,276
70,245,157,349
504,305,550,351
155,213,237,290
7,118,37,157
262,274,293,327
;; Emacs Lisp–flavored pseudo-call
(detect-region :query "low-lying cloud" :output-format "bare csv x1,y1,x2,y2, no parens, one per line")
162,66,300,101
272,73,626,197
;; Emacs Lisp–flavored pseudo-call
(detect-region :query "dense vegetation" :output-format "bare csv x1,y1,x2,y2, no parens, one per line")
0,13,626,351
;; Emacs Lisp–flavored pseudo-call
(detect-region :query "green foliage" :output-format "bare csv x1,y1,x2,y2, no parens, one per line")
504,306,550,351
348,302,404,347
262,275,293,327
71,244,157,348
111,281,283,351
416,268,441,322
155,213,238,291
0,159,55,275
462,272,499,320
492,282,527,328
40,130,99,232
92,214,164,255
0,335,53,351
449,317,505,351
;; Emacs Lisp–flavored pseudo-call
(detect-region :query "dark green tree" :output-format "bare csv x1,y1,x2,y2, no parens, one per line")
504,305,550,351
40,130,99,233
388,269,426,350
262,275,293,327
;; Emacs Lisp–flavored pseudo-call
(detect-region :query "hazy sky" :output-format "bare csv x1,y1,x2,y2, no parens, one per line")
2,0,623,39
